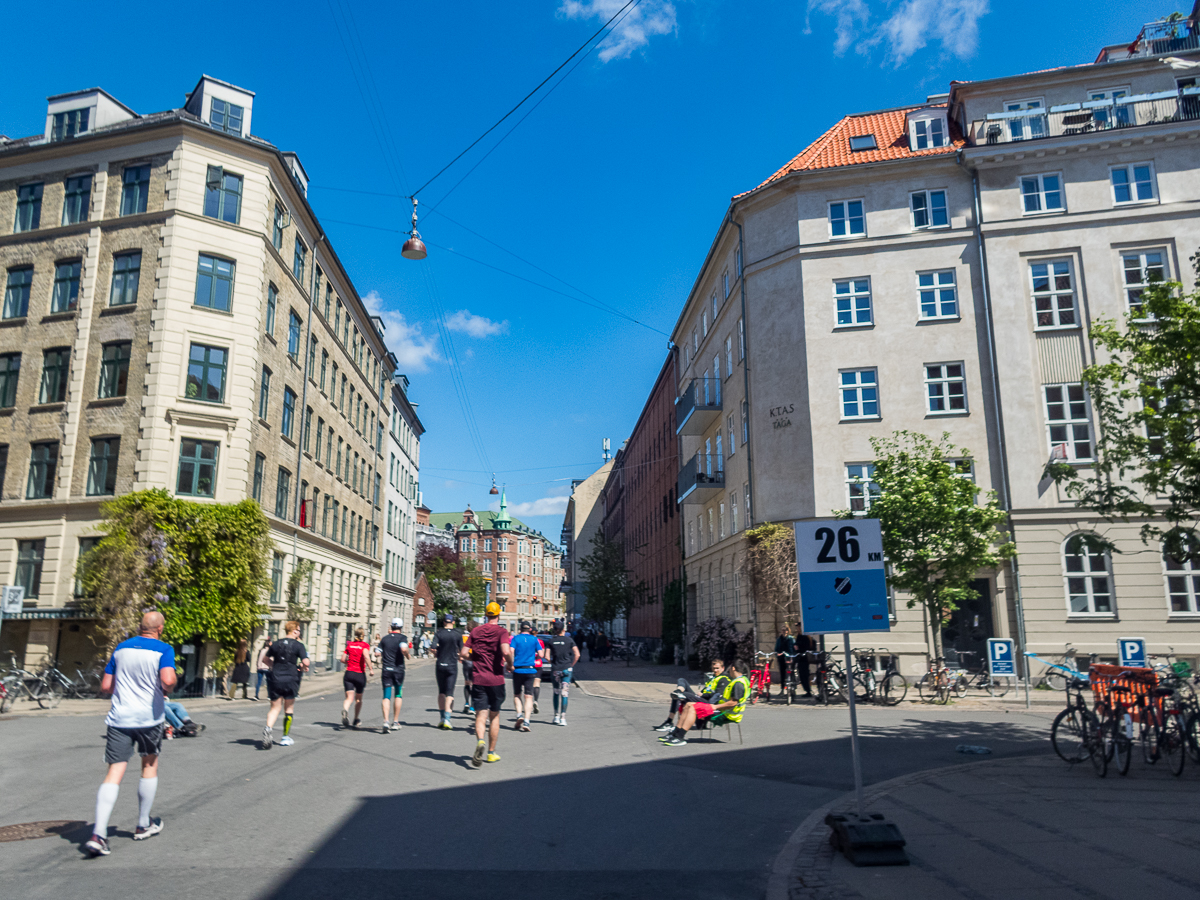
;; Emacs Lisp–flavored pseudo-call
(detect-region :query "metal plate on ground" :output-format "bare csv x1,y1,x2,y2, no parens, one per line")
0,821,85,843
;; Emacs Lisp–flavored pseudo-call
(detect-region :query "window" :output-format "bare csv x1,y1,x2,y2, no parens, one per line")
320,351,328,390
1090,89,1131,127
1122,250,1166,318
120,166,150,216
741,399,748,444
834,279,872,326
110,252,141,306
738,317,744,360
99,342,132,399
86,437,119,495
315,418,325,463
74,536,99,596
918,270,958,319
15,540,44,598
262,285,278,338
840,369,879,419
62,175,91,225
730,491,739,533
727,414,735,456
51,108,89,141
288,311,302,360
0,354,19,408
829,200,865,237
15,183,43,232
1164,547,1200,613
925,363,967,414
912,117,946,149
257,366,271,419
308,336,317,376
1021,173,1063,213
270,553,284,604
336,437,343,478
272,204,285,249
282,388,297,438
1063,534,1113,615
303,407,312,451
911,190,948,229
210,98,243,135
702,311,708,337
51,261,81,313
723,270,730,299
4,267,33,318
185,343,225,403
195,254,234,311
253,453,265,501
26,442,57,499
176,439,217,496
293,237,306,282
849,134,877,151
845,463,880,513
1045,384,1092,461
715,435,724,473
203,166,242,224
1031,260,1077,328
1111,164,1154,204
39,348,69,404
275,468,291,518
1005,99,1045,141
950,458,976,481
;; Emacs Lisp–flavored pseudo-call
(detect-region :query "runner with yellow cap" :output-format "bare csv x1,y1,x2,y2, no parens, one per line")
461,601,512,767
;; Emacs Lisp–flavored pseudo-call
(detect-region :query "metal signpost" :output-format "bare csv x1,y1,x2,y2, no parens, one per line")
1118,637,1147,668
987,638,1016,678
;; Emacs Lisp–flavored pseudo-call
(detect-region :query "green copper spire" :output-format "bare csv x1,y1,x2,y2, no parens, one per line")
494,488,512,530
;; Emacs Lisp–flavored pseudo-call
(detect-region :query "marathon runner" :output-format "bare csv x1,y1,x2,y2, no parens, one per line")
433,613,462,729
377,618,409,732
341,627,374,729
509,621,543,732
261,621,310,749
462,617,481,715
546,620,579,726
85,611,176,857
462,603,512,767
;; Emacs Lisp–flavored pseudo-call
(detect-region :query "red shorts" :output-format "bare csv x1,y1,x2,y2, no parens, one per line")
693,702,716,719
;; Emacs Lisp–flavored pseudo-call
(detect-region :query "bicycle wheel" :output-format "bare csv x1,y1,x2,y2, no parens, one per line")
1113,712,1133,776
1162,715,1186,776
36,682,62,709
828,669,848,702
1141,719,1159,764
1185,712,1200,764
0,689,12,714
881,672,907,705
1051,706,1090,763
1044,671,1068,691
985,677,1011,698
952,673,969,698
936,677,951,705
915,674,930,702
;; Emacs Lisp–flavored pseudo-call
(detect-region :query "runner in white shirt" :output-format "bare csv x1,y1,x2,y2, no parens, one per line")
85,611,177,858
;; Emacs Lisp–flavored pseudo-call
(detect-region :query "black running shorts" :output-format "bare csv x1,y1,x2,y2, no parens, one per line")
470,683,506,712
104,723,165,764
512,672,537,696
267,677,298,701
435,666,457,696
342,671,366,695
381,668,405,689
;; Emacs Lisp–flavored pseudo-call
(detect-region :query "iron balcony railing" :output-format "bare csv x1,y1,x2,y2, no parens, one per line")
677,452,724,505
1127,19,1200,58
675,376,722,436
971,87,1200,146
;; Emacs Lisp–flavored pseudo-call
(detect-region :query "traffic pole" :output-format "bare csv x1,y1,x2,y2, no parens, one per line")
843,632,865,819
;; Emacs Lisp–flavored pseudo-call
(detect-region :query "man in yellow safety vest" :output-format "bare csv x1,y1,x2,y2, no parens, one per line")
659,658,749,746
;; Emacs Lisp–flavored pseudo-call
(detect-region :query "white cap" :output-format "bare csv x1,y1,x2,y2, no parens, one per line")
391,618,404,629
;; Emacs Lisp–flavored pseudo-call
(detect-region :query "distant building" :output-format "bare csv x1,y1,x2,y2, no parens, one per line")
380,375,423,635
560,460,613,623
415,502,453,552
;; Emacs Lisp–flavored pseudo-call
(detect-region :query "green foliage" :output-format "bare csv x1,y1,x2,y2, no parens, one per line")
78,490,272,658
848,431,1016,659
660,578,685,660
287,559,316,623
692,617,754,670
417,544,485,615
578,531,631,625
742,522,798,633
1051,255,1200,561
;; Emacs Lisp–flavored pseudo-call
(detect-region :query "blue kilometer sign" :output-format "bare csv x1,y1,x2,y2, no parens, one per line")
794,518,890,635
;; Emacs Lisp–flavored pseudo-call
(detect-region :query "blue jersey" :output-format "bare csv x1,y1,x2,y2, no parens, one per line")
510,633,543,674
104,636,176,728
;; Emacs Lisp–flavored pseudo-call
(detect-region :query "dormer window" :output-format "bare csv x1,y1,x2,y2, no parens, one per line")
913,118,945,149
210,98,243,135
849,134,877,151
51,109,89,142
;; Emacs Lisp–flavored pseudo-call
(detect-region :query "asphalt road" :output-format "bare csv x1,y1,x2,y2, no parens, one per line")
0,661,1056,900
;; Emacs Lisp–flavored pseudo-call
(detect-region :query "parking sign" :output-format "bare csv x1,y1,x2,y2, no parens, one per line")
987,638,1016,677
795,518,890,635
1118,637,1147,668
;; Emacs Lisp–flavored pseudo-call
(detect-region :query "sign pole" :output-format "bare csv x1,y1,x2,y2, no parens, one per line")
843,632,865,819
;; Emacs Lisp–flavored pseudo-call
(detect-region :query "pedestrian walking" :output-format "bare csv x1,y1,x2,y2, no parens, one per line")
254,639,271,701
340,627,374,729
261,621,310,750
433,614,462,729
792,625,815,698
227,639,251,700
585,630,596,662
510,621,543,732
595,631,610,663
85,611,177,858
462,602,512,767
546,620,579,726
377,619,409,732
773,626,794,701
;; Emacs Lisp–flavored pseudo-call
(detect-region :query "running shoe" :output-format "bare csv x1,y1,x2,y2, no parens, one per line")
514,717,524,731
533,701,539,714
520,722,531,733
466,706,475,714
279,736,294,747
133,818,164,841
341,710,350,728
439,720,452,730
471,740,486,768
559,716,567,726
390,721,402,731
486,752,501,763
661,734,686,746
85,834,110,857
353,718,361,729
261,727,273,750
653,720,675,732
552,715,560,725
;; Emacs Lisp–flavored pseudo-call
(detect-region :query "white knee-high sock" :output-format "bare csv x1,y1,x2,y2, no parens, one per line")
137,777,158,828
94,783,119,837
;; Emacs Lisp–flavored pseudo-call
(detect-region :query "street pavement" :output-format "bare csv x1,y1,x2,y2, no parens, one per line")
1,658,1190,899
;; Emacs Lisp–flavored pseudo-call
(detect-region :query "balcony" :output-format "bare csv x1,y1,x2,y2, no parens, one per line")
677,452,724,505
676,377,722,436
1124,19,1200,59
970,87,1200,147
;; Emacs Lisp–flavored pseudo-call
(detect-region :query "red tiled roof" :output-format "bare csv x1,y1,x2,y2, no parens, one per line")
735,105,964,199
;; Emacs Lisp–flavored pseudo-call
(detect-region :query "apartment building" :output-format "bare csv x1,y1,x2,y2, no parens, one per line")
561,459,613,622
380,375,423,632
0,76,408,675
672,11,1200,674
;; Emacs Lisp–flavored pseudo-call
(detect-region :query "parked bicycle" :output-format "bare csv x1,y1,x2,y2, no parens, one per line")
1,655,63,709
947,649,1012,697
1025,645,1095,691
842,648,907,705
1050,675,1105,776
916,657,954,704
810,648,845,706
750,652,773,704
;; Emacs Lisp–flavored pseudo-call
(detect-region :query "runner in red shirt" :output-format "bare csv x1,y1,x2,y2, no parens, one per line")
462,602,512,767
340,627,374,729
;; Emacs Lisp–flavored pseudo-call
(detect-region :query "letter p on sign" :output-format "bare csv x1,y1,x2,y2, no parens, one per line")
1118,637,1146,668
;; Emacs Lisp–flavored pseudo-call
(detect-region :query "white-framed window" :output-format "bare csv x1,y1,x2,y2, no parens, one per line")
1121,250,1166,318
725,336,733,377
730,491,739,533
1030,260,1077,328
949,458,976,482
1021,173,1064,213
911,116,947,150
702,311,708,337
1110,163,1156,205
834,278,872,327
687,521,694,555
737,318,744,360
1005,98,1045,141
719,502,726,540
911,190,948,229
1164,546,1200,614
740,399,748,444
1044,383,1092,461
744,481,751,522
692,330,698,354
723,270,730,299
1089,88,1131,127
727,414,735,456
711,292,718,321
829,200,865,238
918,270,958,319
845,463,880,514
840,369,879,419
715,435,724,473
707,508,714,545
925,363,967,414
1063,534,1114,615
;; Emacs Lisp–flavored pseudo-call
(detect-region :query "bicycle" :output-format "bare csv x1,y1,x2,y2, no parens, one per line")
948,649,1012,697
749,652,773,704
42,664,97,699
810,648,845,706
846,648,908,705
1025,645,1094,691
1050,675,1105,776
1,661,62,709
916,657,953,704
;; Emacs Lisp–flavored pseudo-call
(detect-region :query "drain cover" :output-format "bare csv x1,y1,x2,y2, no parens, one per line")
0,821,85,843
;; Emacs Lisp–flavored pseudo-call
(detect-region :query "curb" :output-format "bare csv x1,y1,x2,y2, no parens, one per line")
573,680,658,703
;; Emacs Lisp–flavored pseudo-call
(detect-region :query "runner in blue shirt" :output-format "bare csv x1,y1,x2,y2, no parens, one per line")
509,621,544,732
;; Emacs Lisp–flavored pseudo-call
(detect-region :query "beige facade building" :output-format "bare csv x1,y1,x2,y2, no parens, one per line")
561,459,614,623
0,76,415,681
674,14,1200,675
380,376,423,634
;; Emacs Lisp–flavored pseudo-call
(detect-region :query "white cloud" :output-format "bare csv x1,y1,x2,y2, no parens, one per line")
445,309,508,338
806,0,989,63
362,290,439,372
558,0,677,62
489,495,571,517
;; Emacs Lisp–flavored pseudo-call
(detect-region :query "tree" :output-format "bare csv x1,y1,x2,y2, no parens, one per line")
578,532,632,626
286,559,316,624
416,543,485,613
660,577,685,663
742,523,799,637
429,577,474,620
692,617,755,670
1051,254,1200,561
851,431,1016,659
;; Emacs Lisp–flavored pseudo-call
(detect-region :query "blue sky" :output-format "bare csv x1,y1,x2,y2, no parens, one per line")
1,0,1171,539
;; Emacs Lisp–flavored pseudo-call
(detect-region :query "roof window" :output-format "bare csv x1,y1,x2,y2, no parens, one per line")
849,134,877,151
51,108,89,142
